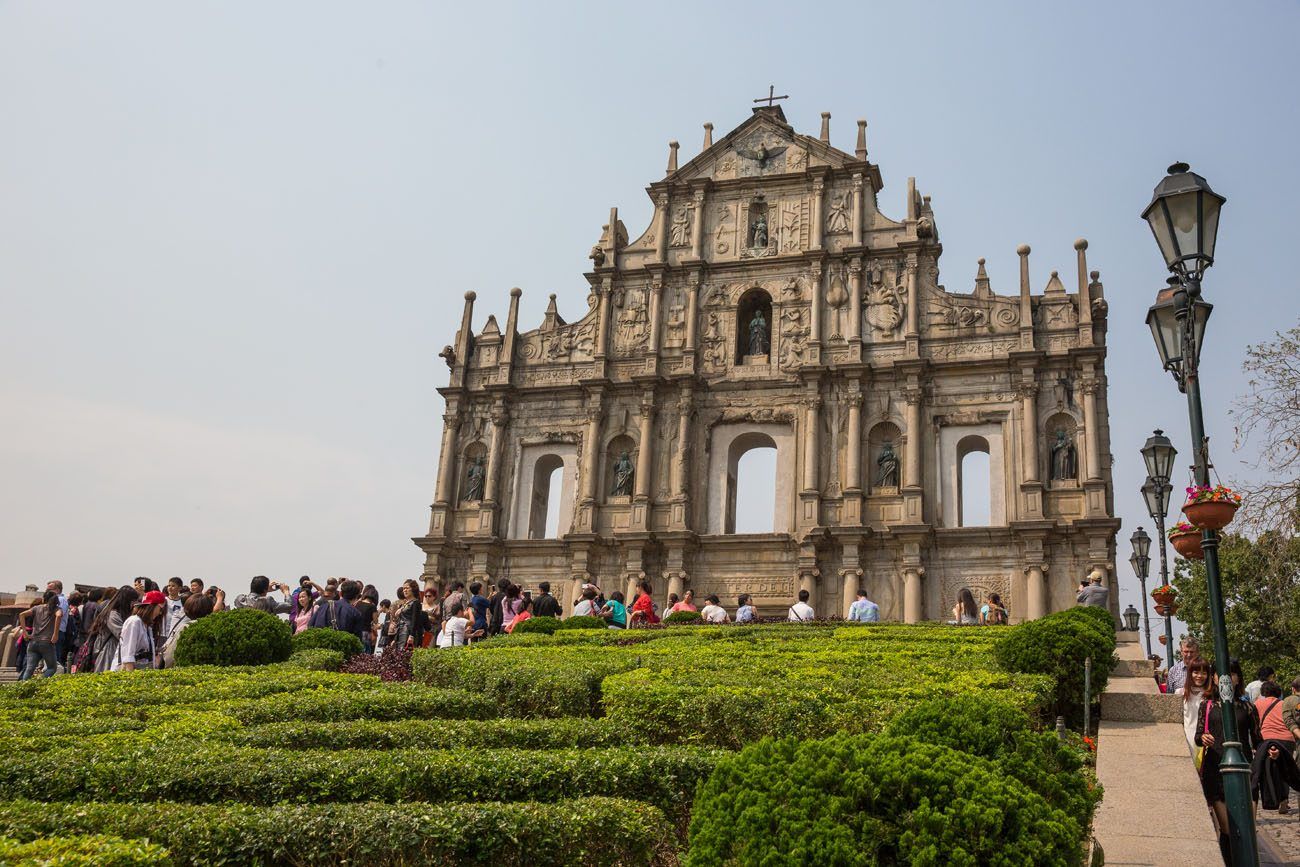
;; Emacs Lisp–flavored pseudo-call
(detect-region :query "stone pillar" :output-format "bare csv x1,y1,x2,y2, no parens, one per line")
567,575,584,615
1081,377,1101,481
671,389,691,496
1018,380,1038,483
634,397,655,500
904,255,919,339
1075,238,1092,345
1017,244,1033,351
851,173,864,246
690,189,706,259
684,277,700,352
903,387,923,489
595,279,612,357
648,279,663,355
845,391,862,492
841,567,862,619
482,403,509,505
581,405,602,501
903,567,923,623
809,261,824,350
654,193,669,263
666,570,685,606
456,291,476,367
434,409,461,505
811,178,825,250
1026,564,1047,620
799,567,820,612
802,394,821,493
847,258,863,344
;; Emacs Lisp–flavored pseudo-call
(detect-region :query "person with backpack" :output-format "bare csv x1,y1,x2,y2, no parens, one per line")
980,592,1009,625
308,579,367,644
1252,679,1300,813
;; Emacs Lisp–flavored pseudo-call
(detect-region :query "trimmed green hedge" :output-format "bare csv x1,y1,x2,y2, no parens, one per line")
0,745,718,817
284,648,346,671
174,608,293,667
222,684,497,725
222,716,636,751
664,610,703,624
0,798,670,867
995,608,1117,722
687,734,1080,867
291,627,363,660
511,615,560,635
556,615,607,630
0,834,169,866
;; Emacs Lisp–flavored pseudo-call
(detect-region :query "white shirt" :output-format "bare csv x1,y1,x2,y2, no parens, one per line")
113,614,155,671
700,604,728,623
572,599,597,617
1245,680,1265,702
788,602,815,622
163,596,185,634
436,615,468,648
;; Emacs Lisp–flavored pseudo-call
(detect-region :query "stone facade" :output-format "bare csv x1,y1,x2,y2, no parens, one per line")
413,105,1120,622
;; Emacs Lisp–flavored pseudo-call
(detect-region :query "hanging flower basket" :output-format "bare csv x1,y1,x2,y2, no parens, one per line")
1154,600,1180,618
1151,585,1177,608
1168,521,1203,560
1181,484,1242,530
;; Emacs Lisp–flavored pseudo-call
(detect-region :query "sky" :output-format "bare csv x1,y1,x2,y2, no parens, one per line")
2,2,1298,640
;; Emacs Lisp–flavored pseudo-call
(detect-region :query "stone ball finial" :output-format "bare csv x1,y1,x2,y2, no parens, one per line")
1074,238,1088,251
464,290,477,301
1016,244,1031,256
977,257,986,265
1050,270,1059,278
669,140,679,149
549,293,557,300
821,111,831,118
703,122,713,130
510,287,522,298
1090,270,1100,280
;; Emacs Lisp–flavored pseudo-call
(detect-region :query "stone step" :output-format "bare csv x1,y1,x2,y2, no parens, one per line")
1114,658,1156,678
1102,686,1184,724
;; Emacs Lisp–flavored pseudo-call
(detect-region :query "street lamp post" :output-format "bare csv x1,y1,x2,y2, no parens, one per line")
1141,432,1178,671
1129,527,1153,658
1142,163,1255,865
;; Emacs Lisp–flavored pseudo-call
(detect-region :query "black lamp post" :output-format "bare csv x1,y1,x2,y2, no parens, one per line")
1128,527,1153,657
1140,461,1177,671
1142,163,1255,864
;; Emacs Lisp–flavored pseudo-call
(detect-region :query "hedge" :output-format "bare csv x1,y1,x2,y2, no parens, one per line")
994,608,1117,722
291,627,364,660
222,716,637,751
687,734,1081,867
284,648,346,671
664,610,703,624
0,833,170,866
174,608,293,667
556,615,607,630
221,684,497,725
0,745,719,817
511,615,560,635
0,798,671,867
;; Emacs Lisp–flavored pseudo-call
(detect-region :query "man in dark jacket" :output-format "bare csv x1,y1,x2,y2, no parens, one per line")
233,576,293,615
308,579,366,643
487,579,510,636
532,582,561,618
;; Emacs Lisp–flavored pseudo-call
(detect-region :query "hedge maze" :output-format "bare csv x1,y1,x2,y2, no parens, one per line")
0,608,1114,866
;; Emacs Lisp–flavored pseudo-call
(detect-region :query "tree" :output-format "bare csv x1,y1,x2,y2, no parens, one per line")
1172,532,1300,674
1232,321,1300,534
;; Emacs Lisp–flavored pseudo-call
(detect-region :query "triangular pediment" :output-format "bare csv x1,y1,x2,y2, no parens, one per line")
673,109,864,183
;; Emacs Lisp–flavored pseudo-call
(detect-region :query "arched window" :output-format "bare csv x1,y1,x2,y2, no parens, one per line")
603,433,637,500
957,435,991,527
726,431,778,533
735,288,773,363
528,454,566,539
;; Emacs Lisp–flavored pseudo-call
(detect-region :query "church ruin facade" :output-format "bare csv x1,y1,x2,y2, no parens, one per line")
414,103,1120,622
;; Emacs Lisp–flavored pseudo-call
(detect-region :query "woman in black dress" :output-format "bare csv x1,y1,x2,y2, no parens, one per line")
1195,659,1261,866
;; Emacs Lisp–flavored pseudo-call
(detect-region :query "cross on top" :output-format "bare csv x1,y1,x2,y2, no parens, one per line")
753,85,789,108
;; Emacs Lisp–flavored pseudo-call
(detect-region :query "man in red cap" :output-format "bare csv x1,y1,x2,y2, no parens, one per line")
112,590,167,672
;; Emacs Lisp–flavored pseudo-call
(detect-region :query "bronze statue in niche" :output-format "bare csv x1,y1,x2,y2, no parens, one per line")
1050,429,1078,481
876,441,900,488
611,452,635,496
464,456,485,501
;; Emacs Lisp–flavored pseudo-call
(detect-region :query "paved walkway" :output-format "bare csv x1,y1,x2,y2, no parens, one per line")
1094,633,1294,865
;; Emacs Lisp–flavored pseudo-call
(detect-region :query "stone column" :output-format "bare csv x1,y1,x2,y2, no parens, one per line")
666,570,685,606
1017,244,1033,351
1026,564,1047,620
841,567,862,619
802,394,821,493
684,277,700,352
851,173,864,246
434,409,461,505
595,279,612,357
903,567,923,623
811,178,825,250
482,403,509,505
654,193,669,263
903,387,923,489
799,567,820,612
904,255,919,339
690,189,706,259
648,279,663,355
847,258,863,344
671,389,691,496
1081,377,1100,481
634,397,655,500
845,391,862,492
1018,380,1039,483
809,261,824,349
581,405,602,502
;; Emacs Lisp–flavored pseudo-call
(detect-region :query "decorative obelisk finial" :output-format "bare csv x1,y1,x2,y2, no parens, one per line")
702,122,713,149
856,119,868,159
820,112,831,143
666,140,679,175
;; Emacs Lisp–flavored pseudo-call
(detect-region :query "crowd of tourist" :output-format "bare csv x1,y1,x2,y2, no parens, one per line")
1156,637,1300,863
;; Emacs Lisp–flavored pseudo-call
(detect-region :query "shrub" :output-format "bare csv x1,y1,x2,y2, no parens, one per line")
291,627,363,660
511,615,560,635
284,649,345,672
664,610,703,624
0,745,718,818
222,716,636,751
0,798,671,867
555,615,607,630
173,609,293,667
995,609,1117,722
1062,604,1117,637
687,734,1080,867
221,683,496,725
340,646,413,681
0,833,170,866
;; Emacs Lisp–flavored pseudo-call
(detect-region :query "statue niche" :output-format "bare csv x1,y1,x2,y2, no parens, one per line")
460,442,488,503
735,287,773,363
605,434,637,499
867,422,903,493
747,201,770,249
1049,425,1079,483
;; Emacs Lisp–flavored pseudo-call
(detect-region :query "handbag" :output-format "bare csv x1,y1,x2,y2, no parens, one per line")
1194,700,1213,772
71,639,95,673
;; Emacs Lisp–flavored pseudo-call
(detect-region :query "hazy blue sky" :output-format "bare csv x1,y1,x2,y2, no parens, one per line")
2,3,1297,634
